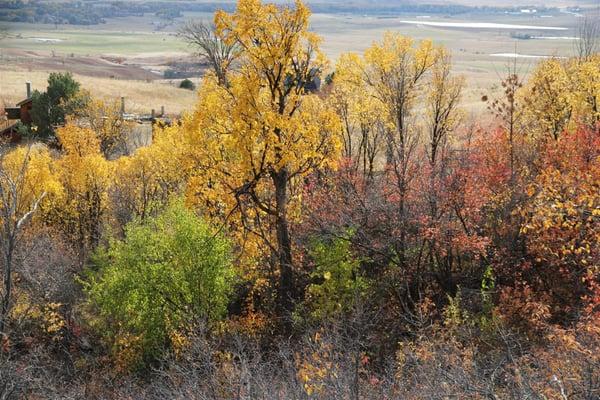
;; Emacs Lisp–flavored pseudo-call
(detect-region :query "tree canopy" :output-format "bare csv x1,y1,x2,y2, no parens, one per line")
31,72,87,138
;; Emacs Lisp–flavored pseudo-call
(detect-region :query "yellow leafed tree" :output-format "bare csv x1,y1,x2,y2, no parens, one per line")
335,32,447,267
521,58,572,140
360,32,441,157
0,144,60,332
45,124,113,262
425,49,463,167
521,55,600,141
177,0,341,317
1,146,61,214
112,127,188,226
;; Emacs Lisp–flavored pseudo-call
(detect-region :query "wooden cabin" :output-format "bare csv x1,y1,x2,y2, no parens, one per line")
1,82,33,141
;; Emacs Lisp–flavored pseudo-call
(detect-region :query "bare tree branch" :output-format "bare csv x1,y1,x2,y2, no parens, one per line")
178,20,240,87
0,145,46,335
575,12,600,60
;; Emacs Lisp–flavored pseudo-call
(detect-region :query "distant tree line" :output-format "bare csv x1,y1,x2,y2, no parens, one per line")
0,0,234,25
0,0,559,26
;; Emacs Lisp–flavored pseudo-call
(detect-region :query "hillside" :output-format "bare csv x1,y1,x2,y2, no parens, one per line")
0,0,598,399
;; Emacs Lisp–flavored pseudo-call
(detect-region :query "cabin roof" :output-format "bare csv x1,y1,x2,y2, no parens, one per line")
16,97,33,107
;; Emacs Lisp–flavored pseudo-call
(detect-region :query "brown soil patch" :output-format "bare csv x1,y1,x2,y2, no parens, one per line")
2,49,160,80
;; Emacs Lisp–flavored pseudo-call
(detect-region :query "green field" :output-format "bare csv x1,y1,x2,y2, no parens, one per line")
1,11,580,56
1,27,186,55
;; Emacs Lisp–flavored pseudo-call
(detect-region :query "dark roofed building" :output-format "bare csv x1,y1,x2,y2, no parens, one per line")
1,82,33,141
15,97,33,125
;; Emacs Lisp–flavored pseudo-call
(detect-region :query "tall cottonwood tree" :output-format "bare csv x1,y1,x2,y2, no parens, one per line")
337,33,443,267
111,128,187,227
179,0,340,320
46,125,113,264
425,50,463,169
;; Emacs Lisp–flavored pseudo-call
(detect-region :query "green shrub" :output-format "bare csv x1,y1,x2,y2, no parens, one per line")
301,233,370,322
84,200,235,368
179,78,196,90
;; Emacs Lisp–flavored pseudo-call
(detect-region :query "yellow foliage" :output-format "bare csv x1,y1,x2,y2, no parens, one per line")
521,55,600,140
57,123,102,157
113,332,145,372
360,32,441,127
42,302,66,340
1,145,62,217
333,31,457,172
330,52,388,169
296,332,334,397
179,0,342,279
112,128,187,222
9,293,65,342
168,329,189,358
45,124,113,258
76,97,135,156
524,164,599,266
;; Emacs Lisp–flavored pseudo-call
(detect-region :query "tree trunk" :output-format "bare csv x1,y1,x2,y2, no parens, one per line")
0,241,14,335
273,168,294,324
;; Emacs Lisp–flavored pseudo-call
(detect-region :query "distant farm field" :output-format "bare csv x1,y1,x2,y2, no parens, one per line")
0,9,584,114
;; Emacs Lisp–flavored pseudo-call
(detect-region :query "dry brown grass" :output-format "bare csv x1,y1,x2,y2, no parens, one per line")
0,66,197,115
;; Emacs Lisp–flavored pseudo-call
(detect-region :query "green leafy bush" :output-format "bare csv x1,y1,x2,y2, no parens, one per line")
84,201,235,368
179,78,196,90
301,233,370,321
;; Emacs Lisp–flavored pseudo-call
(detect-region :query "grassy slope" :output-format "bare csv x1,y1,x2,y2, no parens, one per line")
0,67,197,115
